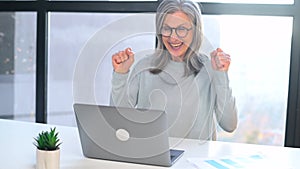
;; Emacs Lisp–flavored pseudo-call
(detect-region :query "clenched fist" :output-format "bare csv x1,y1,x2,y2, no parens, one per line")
112,47,135,74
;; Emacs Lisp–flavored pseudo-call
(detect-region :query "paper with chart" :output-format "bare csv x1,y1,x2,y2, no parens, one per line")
188,154,293,169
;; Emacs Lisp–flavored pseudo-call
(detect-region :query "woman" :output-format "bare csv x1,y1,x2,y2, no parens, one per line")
110,0,237,140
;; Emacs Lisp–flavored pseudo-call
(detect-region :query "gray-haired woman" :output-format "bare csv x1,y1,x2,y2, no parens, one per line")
110,0,237,141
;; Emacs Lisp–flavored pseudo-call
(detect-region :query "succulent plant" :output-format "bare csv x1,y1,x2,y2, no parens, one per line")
33,127,62,151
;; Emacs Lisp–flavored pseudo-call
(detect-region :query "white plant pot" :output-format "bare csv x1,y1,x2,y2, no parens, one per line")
36,149,60,169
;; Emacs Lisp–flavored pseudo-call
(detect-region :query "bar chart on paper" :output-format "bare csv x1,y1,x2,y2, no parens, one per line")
188,154,293,169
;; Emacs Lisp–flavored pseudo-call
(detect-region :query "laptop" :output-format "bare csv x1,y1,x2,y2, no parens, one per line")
73,103,184,167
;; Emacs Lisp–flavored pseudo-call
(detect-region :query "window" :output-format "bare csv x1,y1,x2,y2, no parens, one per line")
50,0,157,1
0,12,36,122
208,15,292,146
48,13,292,146
1,1,299,147
197,0,294,4
48,13,156,126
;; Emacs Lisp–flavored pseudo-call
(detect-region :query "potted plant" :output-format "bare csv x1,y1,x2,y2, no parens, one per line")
33,127,62,169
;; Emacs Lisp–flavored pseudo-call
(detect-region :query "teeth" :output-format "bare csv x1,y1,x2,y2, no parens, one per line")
170,43,182,47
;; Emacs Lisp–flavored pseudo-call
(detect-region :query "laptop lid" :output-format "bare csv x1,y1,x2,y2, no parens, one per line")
73,103,184,167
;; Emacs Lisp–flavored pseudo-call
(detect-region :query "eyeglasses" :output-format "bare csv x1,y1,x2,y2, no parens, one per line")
161,26,193,38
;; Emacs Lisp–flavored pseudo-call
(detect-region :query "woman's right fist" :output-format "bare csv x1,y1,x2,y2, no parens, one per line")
112,47,135,74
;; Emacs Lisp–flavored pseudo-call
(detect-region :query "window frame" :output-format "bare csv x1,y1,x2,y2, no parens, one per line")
0,0,299,147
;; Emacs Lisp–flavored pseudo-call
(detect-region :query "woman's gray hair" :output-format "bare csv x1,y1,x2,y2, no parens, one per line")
150,0,204,76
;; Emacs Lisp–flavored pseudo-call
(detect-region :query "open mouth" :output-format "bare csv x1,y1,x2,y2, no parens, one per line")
169,42,184,50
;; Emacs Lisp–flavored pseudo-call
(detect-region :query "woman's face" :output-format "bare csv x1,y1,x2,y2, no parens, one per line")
161,11,193,61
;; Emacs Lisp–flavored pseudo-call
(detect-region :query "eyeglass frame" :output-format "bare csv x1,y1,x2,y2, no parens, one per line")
160,25,193,38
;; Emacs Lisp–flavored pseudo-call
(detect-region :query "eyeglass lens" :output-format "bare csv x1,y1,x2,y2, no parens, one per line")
161,26,191,38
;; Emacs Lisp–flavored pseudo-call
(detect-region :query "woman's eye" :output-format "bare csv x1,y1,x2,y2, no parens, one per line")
163,27,171,31
177,27,187,31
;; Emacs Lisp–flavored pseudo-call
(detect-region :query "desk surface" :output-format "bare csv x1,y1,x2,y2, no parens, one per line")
1,119,299,169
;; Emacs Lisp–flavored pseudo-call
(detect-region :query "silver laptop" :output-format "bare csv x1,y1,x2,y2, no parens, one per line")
73,103,184,167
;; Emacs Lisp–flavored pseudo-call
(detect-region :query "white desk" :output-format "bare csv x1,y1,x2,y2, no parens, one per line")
1,119,299,169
